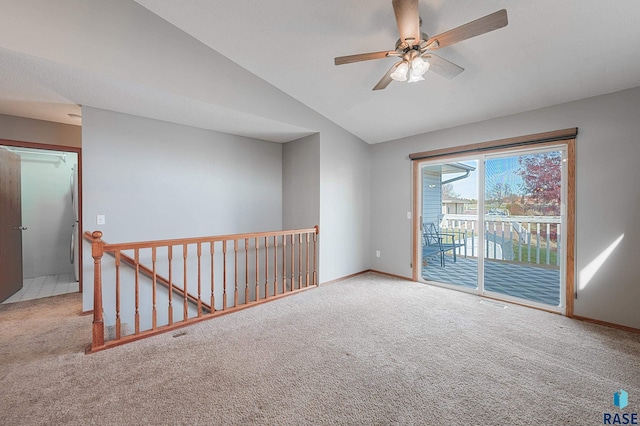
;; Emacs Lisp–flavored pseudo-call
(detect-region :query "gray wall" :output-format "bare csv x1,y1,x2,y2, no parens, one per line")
319,128,371,283
283,133,320,230
0,114,81,148
371,86,640,329
0,0,373,288
81,107,283,311
21,152,77,278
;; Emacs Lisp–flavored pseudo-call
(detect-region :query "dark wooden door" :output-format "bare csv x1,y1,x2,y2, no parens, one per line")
0,148,23,302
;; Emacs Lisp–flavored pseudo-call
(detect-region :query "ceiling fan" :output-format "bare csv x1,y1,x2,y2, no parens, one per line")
334,0,508,90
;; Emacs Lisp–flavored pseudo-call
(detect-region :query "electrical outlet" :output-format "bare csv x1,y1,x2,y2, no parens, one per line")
407,212,412,219
96,214,106,225
376,250,381,258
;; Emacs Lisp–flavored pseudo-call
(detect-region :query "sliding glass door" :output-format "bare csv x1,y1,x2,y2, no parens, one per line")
421,160,479,291
482,148,565,308
420,145,567,312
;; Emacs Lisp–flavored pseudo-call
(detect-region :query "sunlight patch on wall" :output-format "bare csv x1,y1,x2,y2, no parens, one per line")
578,234,624,290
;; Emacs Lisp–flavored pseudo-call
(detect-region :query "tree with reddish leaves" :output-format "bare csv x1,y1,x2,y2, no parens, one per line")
517,152,562,215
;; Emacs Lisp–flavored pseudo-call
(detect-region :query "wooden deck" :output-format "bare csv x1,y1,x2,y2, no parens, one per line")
422,255,561,306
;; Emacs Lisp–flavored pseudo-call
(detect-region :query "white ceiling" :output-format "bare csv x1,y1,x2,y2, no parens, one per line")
2,1,640,144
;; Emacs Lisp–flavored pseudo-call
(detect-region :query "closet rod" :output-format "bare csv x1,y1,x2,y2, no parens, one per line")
9,149,67,163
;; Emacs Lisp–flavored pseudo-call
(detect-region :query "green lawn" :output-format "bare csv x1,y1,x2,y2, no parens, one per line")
512,243,559,266
440,227,559,267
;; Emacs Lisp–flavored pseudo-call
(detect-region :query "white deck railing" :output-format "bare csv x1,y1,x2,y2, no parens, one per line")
438,214,561,267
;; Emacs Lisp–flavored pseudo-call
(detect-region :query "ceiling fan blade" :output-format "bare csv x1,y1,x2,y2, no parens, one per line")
334,51,397,66
392,0,420,45
373,62,403,91
425,9,508,50
422,54,464,79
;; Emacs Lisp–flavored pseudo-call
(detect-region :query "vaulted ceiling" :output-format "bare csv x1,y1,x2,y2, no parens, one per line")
2,1,640,144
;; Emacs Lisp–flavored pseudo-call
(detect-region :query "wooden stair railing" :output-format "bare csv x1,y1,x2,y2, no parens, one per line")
86,226,319,353
83,232,210,314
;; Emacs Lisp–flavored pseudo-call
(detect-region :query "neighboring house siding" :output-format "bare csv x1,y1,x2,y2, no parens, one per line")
442,201,465,215
422,171,441,226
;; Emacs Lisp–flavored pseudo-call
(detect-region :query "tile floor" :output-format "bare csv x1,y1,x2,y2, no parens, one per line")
2,273,79,304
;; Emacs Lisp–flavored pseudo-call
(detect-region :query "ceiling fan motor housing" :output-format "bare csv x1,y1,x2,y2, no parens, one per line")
395,32,429,53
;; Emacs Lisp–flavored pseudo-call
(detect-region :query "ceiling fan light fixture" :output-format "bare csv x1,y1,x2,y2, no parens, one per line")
390,62,409,81
407,70,425,83
411,56,430,76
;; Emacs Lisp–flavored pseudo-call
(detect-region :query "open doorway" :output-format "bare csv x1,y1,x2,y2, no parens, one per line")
0,141,82,304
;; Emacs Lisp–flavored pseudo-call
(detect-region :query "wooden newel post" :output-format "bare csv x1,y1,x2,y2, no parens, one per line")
91,231,105,349
313,225,319,286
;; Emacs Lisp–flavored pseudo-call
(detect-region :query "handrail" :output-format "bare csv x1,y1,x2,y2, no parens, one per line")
84,232,210,312
99,227,319,251
86,226,319,353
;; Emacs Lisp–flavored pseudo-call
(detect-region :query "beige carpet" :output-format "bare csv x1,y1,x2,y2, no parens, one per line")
1,273,639,425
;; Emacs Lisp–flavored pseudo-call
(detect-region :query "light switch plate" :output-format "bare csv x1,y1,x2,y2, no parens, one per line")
96,214,106,225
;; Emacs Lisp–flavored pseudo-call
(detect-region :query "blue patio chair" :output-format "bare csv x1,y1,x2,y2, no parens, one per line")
423,223,446,267
423,223,467,267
